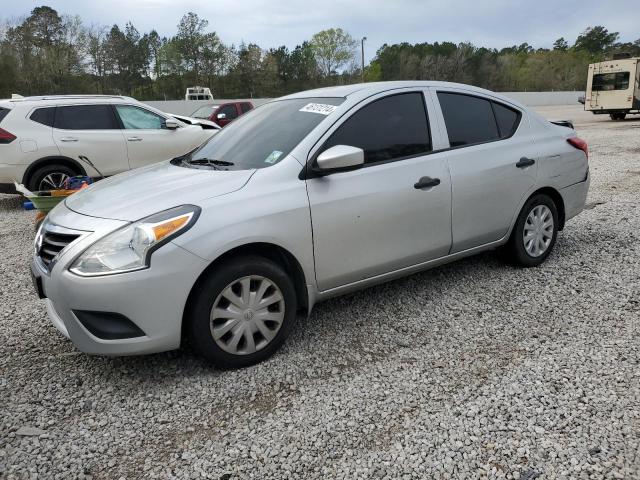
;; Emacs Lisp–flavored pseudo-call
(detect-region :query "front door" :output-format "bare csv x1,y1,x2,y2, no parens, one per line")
114,105,201,170
306,91,452,292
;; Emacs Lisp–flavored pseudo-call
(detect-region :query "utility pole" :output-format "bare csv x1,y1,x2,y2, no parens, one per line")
361,37,367,83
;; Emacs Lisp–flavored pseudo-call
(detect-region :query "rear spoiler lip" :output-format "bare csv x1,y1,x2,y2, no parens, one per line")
550,119,574,129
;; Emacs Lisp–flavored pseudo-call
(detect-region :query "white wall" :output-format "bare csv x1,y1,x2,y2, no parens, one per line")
144,91,583,116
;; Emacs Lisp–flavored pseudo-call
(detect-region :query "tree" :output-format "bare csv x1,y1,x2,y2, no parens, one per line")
175,12,208,82
574,26,619,54
310,28,356,77
553,37,569,51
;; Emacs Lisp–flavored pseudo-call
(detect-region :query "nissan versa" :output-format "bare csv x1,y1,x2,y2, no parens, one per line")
31,81,590,368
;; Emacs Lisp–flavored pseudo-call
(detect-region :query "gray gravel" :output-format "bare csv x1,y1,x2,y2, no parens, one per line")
1,105,639,479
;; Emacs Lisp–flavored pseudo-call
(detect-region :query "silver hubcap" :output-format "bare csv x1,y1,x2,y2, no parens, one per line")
39,173,70,190
523,204,554,257
210,275,285,355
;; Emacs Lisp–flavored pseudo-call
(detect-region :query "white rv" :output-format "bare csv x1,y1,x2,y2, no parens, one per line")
585,56,640,120
185,87,213,101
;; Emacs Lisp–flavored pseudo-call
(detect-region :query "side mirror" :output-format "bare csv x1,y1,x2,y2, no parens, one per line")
164,119,179,130
316,145,364,171
217,113,227,120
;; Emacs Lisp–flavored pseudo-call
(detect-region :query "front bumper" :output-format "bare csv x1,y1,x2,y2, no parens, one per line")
31,204,209,356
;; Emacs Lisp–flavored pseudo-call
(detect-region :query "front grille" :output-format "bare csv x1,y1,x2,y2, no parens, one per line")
38,230,80,269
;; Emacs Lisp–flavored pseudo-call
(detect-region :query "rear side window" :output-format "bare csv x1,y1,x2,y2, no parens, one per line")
54,105,118,130
323,92,431,164
493,102,521,138
241,103,253,113
0,108,9,123
437,92,499,147
30,107,56,127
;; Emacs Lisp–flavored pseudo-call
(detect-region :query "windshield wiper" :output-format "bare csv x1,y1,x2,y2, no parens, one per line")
187,158,235,170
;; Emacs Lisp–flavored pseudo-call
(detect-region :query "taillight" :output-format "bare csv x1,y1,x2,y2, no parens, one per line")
567,137,588,159
0,127,16,144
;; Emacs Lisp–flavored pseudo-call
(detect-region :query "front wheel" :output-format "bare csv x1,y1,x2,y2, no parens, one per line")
610,112,627,121
505,194,559,267
187,255,297,368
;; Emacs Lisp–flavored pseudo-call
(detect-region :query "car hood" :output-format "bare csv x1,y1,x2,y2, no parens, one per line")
65,161,255,221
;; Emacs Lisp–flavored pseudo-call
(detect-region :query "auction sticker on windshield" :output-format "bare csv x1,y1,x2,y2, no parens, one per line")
299,103,338,115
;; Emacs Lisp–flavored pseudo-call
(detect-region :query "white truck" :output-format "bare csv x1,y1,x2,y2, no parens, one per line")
585,56,640,120
185,87,213,101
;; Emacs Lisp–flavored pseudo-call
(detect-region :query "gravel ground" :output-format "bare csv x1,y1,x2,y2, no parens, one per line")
1,105,639,479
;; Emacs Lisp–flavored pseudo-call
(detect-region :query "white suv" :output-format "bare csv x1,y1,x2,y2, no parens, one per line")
0,95,218,192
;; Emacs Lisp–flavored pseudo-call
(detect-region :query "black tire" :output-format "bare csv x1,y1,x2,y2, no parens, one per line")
609,113,627,121
27,163,77,191
187,255,298,368
505,194,559,268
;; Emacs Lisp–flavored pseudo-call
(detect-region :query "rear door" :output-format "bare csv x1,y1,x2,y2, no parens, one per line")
432,89,537,253
114,104,205,170
52,104,128,176
306,90,452,291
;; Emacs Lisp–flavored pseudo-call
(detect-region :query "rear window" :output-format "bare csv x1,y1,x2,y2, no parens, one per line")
30,107,56,127
592,72,630,91
437,92,499,147
0,108,9,124
54,105,118,130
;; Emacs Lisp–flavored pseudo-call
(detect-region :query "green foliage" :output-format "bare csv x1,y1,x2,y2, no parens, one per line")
0,7,636,100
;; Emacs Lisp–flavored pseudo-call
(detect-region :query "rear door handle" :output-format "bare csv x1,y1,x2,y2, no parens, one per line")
60,137,78,142
516,157,535,168
414,176,441,189
127,137,142,142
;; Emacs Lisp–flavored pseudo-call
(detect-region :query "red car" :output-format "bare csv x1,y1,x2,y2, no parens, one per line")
191,101,254,127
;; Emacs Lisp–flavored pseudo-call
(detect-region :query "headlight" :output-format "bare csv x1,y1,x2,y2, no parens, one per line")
69,205,200,276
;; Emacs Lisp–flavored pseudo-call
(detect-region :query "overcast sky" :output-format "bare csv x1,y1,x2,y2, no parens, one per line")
4,0,639,61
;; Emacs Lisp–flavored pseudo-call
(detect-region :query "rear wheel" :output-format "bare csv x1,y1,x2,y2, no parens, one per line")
27,163,77,191
610,112,627,121
505,194,559,267
187,255,297,368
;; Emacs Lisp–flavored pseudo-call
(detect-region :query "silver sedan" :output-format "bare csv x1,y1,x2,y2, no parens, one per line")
31,81,590,368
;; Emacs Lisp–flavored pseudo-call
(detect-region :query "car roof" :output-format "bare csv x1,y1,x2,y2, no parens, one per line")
2,95,137,106
280,81,526,109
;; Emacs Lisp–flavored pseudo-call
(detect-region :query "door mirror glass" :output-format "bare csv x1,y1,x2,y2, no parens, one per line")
164,119,179,130
316,145,364,171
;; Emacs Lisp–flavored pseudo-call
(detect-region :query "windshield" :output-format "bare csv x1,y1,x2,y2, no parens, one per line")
184,97,344,170
192,105,217,118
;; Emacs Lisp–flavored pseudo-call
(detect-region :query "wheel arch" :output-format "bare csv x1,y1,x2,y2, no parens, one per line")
181,242,309,344
22,156,87,186
518,186,565,231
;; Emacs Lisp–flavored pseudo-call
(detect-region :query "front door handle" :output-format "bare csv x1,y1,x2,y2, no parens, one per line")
414,176,441,189
60,137,78,142
127,137,142,142
516,157,535,168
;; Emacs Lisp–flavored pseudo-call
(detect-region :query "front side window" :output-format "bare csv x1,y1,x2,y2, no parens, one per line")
54,105,118,130
592,72,630,91
185,97,344,170
437,92,500,147
115,105,165,129
323,92,431,165
219,104,238,120
30,107,55,127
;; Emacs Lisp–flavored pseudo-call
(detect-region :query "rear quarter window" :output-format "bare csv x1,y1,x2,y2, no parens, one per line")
0,108,10,124
492,102,521,138
30,107,56,127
